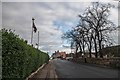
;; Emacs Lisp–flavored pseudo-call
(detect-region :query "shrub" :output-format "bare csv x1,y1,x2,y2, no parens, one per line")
1,28,49,79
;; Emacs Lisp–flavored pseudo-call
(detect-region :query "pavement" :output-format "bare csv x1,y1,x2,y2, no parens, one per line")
27,59,119,79
53,59,119,78
27,60,58,80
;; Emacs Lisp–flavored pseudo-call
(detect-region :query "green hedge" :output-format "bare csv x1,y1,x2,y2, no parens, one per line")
1,29,49,79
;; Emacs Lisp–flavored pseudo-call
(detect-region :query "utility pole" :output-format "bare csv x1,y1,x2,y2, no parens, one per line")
37,31,39,49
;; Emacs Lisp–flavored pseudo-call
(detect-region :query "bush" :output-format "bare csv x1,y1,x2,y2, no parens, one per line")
1,29,49,79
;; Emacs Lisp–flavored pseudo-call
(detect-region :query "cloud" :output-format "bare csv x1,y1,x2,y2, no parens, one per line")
2,1,118,55
0,2,2,29
2,0,117,2
2,2,68,55
119,2,120,26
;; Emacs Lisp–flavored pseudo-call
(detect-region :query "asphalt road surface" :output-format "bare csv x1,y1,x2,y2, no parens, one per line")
53,59,119,78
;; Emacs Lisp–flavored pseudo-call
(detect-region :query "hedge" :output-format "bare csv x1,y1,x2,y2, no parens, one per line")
1,29,49,79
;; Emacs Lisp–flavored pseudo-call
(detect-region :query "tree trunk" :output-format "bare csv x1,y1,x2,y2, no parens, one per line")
89,42,92,58
75,43,79,58
78,42,82,54
93,35,98,58
99,40,103,58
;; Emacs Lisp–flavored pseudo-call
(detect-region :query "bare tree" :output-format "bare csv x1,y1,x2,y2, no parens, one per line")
62,2,116,58
79,2,116,58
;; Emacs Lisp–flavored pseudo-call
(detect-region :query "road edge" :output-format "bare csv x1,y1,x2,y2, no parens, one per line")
49,60,58,79
26,63,46,80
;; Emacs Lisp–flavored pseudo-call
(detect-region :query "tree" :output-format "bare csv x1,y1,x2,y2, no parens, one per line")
62,2,117,58
62,29,80,58
78,2,116,58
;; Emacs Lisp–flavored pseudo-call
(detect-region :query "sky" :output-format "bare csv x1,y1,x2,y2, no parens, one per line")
1,0,119,56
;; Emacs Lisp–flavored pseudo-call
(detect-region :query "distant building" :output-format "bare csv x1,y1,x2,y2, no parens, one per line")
66,53,75,57
52,50,66,59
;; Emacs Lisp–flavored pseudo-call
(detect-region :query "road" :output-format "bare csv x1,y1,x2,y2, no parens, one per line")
52,59,119,78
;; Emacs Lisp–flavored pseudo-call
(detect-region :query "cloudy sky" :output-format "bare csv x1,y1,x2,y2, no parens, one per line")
1,0,119,56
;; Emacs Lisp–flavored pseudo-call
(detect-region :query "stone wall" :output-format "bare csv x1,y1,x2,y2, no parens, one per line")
70,57,120,68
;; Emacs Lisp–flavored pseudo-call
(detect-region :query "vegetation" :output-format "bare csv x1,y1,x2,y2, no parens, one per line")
1,28,49,79
101,45,120,57
62,2,118,58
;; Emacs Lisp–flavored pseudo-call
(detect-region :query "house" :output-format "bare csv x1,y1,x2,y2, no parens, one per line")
52,50,66,59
